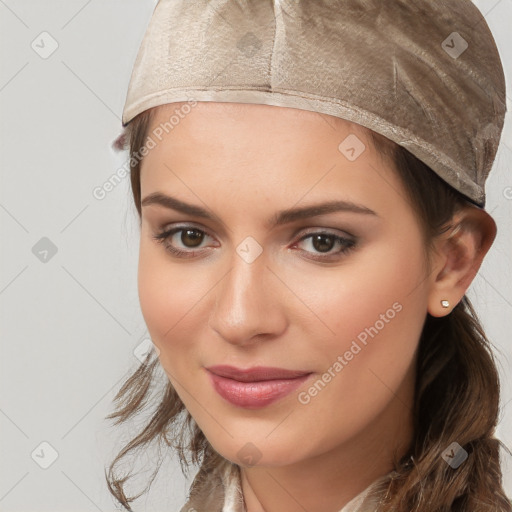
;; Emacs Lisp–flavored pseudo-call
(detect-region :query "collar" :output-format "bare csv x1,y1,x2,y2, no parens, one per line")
180,458,396,512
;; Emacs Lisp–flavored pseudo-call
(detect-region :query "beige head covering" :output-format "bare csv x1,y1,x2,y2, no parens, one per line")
122,0,507,208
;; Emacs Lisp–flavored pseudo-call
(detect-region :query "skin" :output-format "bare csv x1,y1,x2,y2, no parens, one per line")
137,101,496,512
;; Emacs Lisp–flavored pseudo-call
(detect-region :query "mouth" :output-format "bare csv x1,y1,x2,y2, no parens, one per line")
205,365,313,409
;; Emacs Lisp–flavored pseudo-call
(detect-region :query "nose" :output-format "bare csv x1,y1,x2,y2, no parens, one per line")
208,249,288,346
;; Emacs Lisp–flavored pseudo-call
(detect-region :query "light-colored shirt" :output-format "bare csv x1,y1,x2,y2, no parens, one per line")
180,458,396,512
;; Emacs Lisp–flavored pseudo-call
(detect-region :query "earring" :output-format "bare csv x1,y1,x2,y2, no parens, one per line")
441,300,450,308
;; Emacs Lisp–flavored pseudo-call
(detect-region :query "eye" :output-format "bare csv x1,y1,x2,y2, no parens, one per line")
152,224,357,261
292,231,356,261
152,225,215,258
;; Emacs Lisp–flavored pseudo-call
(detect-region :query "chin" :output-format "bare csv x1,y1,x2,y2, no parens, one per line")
209,435,309,468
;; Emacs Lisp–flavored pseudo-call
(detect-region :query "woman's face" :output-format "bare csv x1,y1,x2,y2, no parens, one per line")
138,101,433,468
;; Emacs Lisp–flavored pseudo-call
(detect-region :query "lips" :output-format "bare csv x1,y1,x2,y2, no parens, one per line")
206,365,311,382
205,365,313,409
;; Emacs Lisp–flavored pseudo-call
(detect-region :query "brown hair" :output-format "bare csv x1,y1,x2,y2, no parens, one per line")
105,107,512,511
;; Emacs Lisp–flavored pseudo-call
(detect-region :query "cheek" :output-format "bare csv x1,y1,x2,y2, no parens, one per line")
294,232,427,346
300,233,427,388
292,234,427,436
137,239,206,357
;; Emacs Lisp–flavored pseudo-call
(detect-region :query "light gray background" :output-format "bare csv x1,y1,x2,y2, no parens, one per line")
0,1,511,510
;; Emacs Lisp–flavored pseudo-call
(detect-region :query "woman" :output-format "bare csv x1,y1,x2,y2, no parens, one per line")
106,1,511,510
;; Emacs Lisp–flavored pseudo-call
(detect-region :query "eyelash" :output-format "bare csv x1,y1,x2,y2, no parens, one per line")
152,224,357,261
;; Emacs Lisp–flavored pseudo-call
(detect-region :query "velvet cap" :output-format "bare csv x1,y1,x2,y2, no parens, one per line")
122,0,507,208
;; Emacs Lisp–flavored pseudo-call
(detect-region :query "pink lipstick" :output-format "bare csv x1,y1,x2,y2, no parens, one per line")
205,365,312,409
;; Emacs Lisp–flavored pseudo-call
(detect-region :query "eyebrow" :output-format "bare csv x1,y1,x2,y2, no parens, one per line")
141,192,378,228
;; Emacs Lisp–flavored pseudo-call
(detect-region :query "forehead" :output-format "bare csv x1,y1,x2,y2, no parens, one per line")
143,101,376,165
142,102,373,181
148,101,370,135
139,102,409,228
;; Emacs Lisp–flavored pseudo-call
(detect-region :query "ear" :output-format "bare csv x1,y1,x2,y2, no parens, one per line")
427,205,497,317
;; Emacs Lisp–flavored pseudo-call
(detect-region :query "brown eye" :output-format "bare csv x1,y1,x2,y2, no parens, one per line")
152,225,214,258
310,234,336,253
180,229,204,248
294,231,356,261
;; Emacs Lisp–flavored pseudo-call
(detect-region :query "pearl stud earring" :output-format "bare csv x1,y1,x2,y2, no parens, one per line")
441,300,450,308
